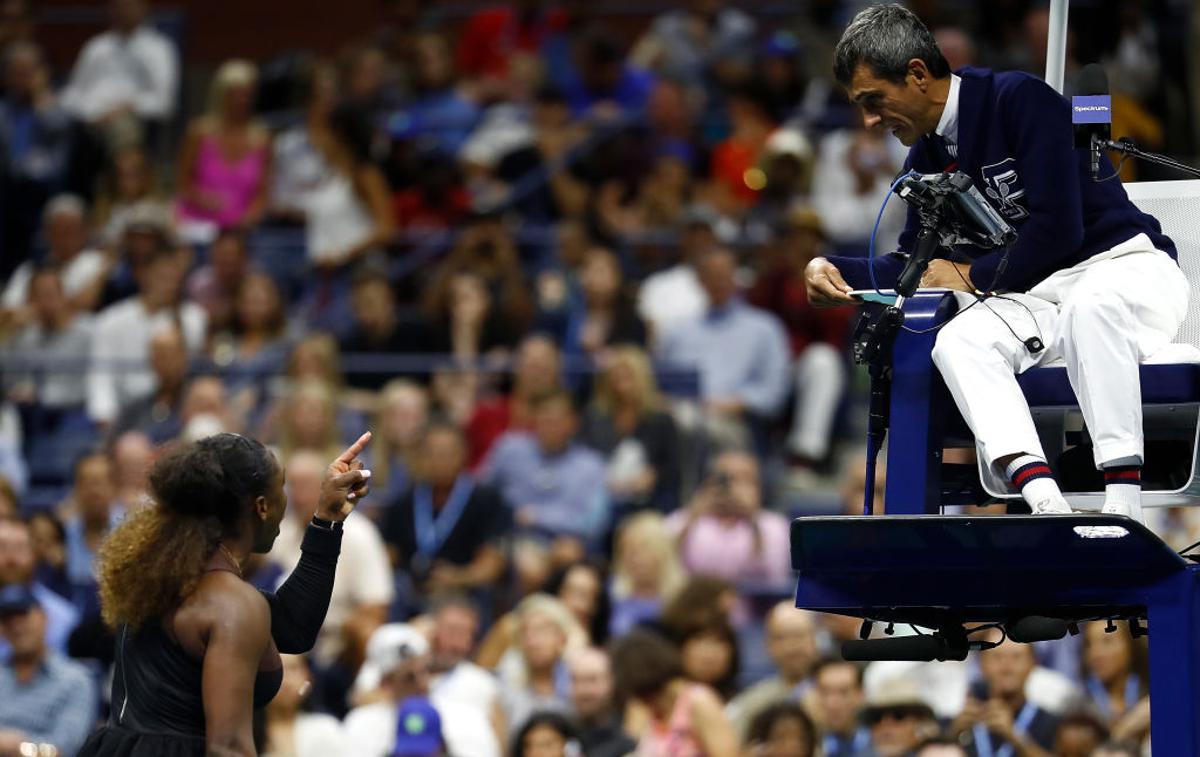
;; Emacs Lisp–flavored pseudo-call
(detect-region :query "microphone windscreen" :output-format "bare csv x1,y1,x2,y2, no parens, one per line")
1075,63,1109,96
1007,616,1069,643
842,635,945,662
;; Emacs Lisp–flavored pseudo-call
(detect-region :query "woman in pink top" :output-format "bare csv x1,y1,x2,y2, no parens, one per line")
612,628,739,757
176,60,271,229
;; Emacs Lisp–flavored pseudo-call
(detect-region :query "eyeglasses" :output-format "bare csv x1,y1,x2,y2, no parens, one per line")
864,706,927,725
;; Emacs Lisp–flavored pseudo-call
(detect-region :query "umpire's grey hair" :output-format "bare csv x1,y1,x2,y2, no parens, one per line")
833,3,950,86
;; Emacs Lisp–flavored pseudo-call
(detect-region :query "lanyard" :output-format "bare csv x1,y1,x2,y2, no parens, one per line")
1086,674,1140,719
973,701,1038,757
823,729,870,757
413,476,475,559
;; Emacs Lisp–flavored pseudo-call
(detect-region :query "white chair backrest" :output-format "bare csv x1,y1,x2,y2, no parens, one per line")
1125,180,1200,351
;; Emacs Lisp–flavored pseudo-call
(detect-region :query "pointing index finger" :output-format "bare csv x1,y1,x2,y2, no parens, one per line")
337,431,373,464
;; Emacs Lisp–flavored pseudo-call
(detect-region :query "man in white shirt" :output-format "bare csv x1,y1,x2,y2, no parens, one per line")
345,623,500,757
86,243,205,425
636,208,718,343
426,594,503,739
267,450,393,675
1,195,108,316
59,0,178,125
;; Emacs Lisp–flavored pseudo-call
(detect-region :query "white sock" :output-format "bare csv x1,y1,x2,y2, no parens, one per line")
1102,465,1143,522
1005,454,1064,507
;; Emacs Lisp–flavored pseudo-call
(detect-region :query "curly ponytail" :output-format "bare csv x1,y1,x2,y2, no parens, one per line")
96,434,275,629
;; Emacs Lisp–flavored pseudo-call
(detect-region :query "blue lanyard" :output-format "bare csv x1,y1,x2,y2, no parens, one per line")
1086,674,1140,719
973,701,1038,757
413,476,475,559
823,729,870,757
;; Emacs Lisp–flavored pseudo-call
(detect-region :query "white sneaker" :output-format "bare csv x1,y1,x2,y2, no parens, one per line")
1102,499,1145,525
1031,497,1072,514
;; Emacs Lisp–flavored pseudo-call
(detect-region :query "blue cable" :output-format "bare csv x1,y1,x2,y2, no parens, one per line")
867,170,921,294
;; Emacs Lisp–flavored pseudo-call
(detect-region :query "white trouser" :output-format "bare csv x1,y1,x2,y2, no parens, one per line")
931,233,1190,473
788,343,846,459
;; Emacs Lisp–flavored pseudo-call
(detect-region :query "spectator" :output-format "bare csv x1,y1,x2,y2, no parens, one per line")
344,623,500,757
424,268,523,361
545,562,610,647
265,449,392,714
630,0,757,90
492,85,589,223
949,635,1057,757
175,59,271,234
543,247,647,359
676,618,740,703
584,345,682,512
748,207,854,468
302,102,394,278
0,479,15,519
557,26,654,118
568,647,636,757
59,0,178,134
109,322,189,443
2,194,108,316
811,125,907,253
276,379,343,461
743,701,817,757
3,268,93,427
608,511,684,637
0,42,75,269
26,512,69,602
496,594,577,737
60,452,122,615
709,85,777,210
596,140,693,240
423,594,502,729
260,333,368,444
1080,622,1149,746
1052,711,1109,757
455,0,567,83
184,228,250,333
397,31,480,156
269,62,336,220
382,422,510,608
860,677,940,757
636,208,717,340
209,271,290,411
811,657,870,757
467,333,563,467
362,379,429,516
177,375,236,441
482,389,609,572
728,604,820,737
657,247,791,449
340,274,429,390
260,654,344,757
0,518,79,661
668,449,792,587
86,243,206,426
611,627,738,757
109,430,152,511
94,146,164,248
0,585,95,757
512,711,581,757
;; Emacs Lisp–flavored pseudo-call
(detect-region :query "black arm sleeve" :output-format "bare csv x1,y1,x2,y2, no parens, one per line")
262,524,343,654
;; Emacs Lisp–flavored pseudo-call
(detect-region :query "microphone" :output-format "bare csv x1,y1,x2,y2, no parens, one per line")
842,634,968,662
1007,615,1068,643
1072,64,1111,181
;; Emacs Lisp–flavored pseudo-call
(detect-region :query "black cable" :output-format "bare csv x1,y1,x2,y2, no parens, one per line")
1178,537,1200,557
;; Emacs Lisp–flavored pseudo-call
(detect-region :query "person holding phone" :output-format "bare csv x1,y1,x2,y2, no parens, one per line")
78,431,372,757
948,637,1057,757
667,450,791,588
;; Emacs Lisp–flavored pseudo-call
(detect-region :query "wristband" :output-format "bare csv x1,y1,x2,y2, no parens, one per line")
310,514,344,532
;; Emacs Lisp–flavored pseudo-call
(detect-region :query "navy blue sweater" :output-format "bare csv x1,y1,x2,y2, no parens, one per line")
829,67,1177,293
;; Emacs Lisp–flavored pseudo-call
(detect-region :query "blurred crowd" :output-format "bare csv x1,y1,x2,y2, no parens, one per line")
0,0,1192,755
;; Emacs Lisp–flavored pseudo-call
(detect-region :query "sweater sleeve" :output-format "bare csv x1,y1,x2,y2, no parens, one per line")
967,79,1085,291
263,524,343,654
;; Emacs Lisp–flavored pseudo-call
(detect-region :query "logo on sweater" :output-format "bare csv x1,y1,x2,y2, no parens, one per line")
981,158,1029,221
